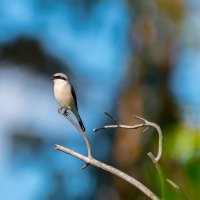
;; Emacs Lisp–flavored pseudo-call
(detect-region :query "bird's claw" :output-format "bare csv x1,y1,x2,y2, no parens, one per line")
58,108,68,116
63,110,68,116
58,108,63,114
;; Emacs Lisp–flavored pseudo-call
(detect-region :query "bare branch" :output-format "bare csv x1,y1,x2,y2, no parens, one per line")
59,110,92,159
146,123,162,164
154,163,165,199
166,179,179,190
133,116,165,198
54,144,160,200
55,111,162,199
93,123,144,132
94,112,163,164
166,179,190,200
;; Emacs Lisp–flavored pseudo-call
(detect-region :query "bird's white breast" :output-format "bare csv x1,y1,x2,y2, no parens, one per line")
54,80,72,109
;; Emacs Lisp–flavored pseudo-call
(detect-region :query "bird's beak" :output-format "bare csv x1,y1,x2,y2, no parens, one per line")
50,76,54,80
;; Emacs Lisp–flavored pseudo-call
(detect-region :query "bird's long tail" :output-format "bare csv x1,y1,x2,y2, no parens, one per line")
72,109,85,132
78,118,85,132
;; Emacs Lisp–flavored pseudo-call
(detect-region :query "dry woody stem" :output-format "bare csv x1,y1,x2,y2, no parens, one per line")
54,144,159,200
94,112,162,164
55,111,163,200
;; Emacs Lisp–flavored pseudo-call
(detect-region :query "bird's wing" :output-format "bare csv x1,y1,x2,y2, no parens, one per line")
71,84,78,110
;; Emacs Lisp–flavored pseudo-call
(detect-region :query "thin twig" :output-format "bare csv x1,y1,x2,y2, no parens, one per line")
59,110,92,159
93,112,163,164
166,179,190,200
55,111,162,199
93,113,164,198
93,123,145,132
155,163,165,199
54,144,160,200
166,179,179,190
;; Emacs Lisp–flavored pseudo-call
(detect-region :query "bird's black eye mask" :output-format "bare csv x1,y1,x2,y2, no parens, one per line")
53,76,66,81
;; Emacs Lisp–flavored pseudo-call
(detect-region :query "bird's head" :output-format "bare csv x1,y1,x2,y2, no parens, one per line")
50,73,69,83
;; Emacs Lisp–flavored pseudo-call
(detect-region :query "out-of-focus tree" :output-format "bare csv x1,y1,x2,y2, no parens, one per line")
109,1,197,200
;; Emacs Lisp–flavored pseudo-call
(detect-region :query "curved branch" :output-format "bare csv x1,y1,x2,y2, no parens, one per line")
93,113,163,164
54,144,160,200
55,111,161,199
59,110,92,158
145,122,162,164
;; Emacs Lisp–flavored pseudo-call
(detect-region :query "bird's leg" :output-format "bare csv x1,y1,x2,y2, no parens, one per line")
63,109,69,116
57,107,63,114
58,108,69,117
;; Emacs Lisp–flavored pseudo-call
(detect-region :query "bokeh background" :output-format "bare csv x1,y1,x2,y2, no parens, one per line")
0,0,200,199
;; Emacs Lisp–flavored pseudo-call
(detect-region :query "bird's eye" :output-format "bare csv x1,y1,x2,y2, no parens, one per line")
54,75,66,80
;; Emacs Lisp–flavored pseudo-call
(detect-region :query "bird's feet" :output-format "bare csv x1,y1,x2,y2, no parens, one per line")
57,108,63,114
58,108,69,116
63,110,69,116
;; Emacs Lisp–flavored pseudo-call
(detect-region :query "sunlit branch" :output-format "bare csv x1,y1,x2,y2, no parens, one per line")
93,112,163,164
58,110,92,169
166,179,190,200
55,110,160,200
93,112,164,198
54,144,160,200
166,179,179,190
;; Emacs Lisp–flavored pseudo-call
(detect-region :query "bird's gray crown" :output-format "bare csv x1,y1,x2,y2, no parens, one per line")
52,73,68,81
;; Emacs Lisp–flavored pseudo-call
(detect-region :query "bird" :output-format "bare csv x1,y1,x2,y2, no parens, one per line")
50,73,85,131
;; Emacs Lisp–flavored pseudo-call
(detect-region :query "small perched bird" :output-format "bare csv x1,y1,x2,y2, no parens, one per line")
50,73,85,131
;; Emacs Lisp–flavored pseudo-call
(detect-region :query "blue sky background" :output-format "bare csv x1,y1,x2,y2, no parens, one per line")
170,3,200,128
0,1,129,199
0,0,200,199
